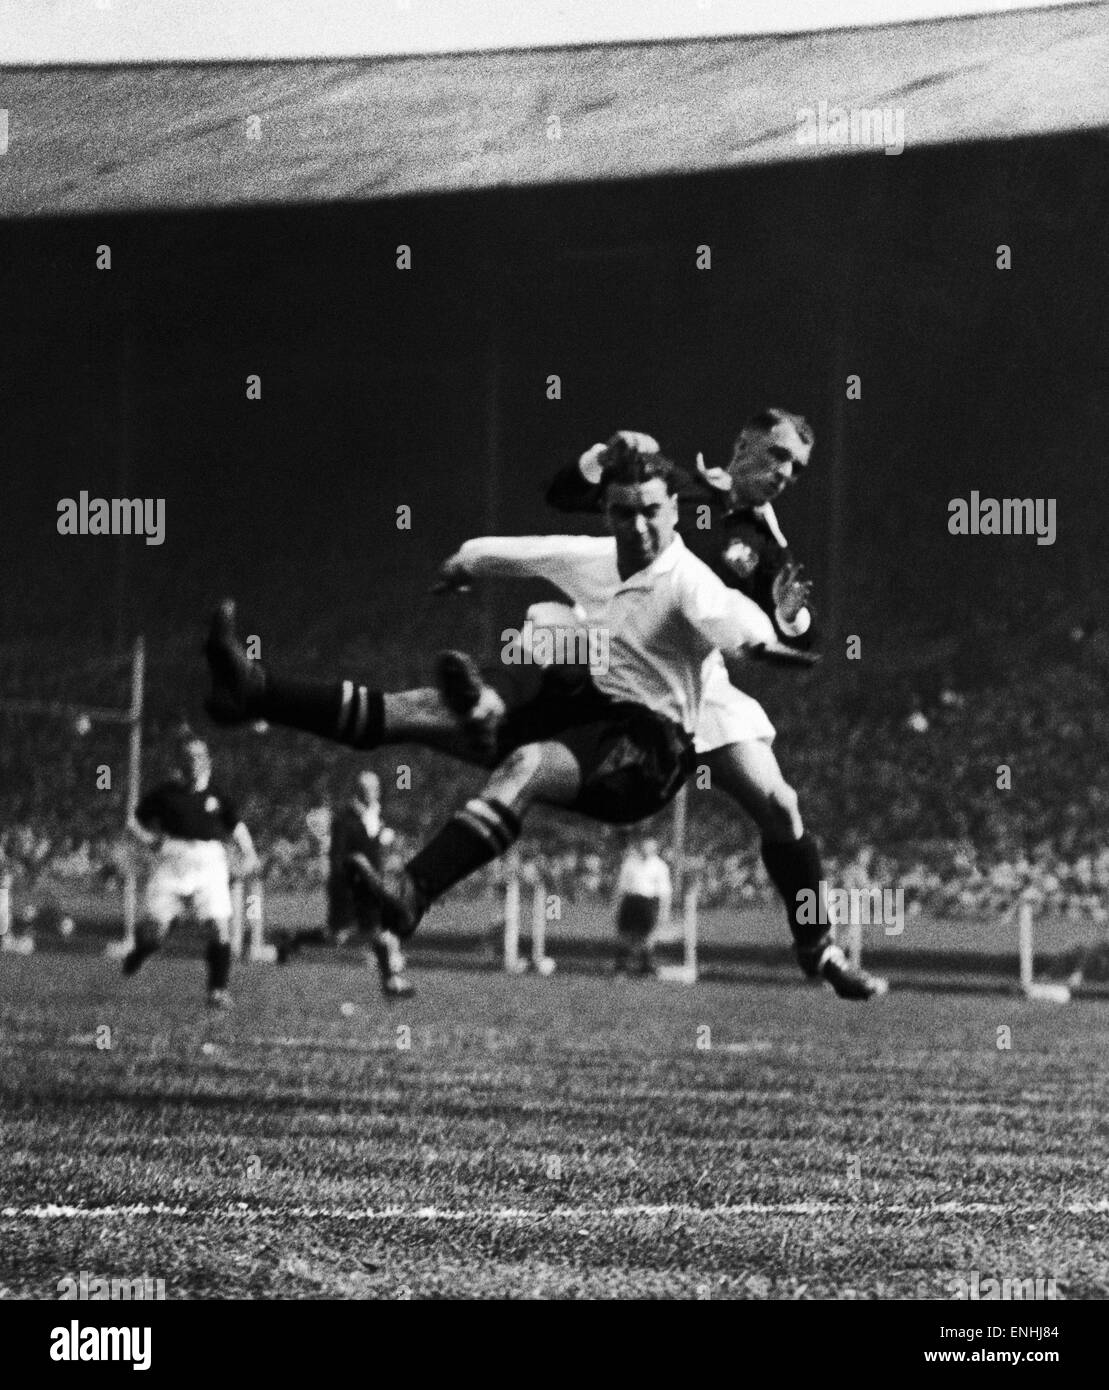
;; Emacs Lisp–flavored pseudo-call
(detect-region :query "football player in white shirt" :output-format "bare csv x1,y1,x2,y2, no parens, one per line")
445,423,887,1000
203,440,807,952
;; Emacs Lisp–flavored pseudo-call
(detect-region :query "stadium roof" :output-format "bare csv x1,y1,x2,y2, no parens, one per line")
0,1,1106,217
0,1,1090,62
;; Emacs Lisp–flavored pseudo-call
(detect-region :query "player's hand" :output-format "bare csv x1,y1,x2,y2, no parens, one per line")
237,852,261,879
431,553,473,595
694,451,733,493
771,562,813,624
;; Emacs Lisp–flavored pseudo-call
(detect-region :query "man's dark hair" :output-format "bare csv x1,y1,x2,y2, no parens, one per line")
598,434,678,496
741,407,815,447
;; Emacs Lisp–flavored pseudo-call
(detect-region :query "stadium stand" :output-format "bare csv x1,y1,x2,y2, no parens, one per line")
3,581,1107,936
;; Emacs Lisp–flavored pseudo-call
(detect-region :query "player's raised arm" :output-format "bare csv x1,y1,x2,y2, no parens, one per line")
771,560,814,640
546,433,660,514
676,556,819,670
435,534,616,613
690,450,734,495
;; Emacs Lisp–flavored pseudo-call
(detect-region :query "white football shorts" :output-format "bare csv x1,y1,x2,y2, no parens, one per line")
693,651,776,753
144,839,232,925
517,606,776,752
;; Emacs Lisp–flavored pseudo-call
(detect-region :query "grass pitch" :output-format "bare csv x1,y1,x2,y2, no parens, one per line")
1,952,1107,1299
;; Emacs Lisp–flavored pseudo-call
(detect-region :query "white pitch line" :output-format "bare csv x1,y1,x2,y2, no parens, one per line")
3,1200,1109,1222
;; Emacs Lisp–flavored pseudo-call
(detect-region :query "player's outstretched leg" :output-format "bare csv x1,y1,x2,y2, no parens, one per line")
205,598,382,742
204,600,501,760
346,741,580,943
702,741,888,1000
435,651,505,762
203,919,233,1009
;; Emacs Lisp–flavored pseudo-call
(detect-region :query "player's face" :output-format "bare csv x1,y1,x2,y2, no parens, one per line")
604,478,678,576
729,422,812,505
179,741,211,788
641,837,659,858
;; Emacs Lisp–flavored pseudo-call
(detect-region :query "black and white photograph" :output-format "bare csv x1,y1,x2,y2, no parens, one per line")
1,0,1107,1335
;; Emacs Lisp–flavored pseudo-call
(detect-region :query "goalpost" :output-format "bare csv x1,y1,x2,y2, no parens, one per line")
0,636,145,955
836,886,1072,1003
501,862,698,981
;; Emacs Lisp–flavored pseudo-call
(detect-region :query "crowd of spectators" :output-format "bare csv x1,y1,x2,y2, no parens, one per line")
2,609,1107,928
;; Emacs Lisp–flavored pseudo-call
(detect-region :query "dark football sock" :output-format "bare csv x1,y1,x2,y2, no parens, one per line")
291,927,333,948
407,798,521,903
261,676,385,748
760,832,832,957
206,941,232,990
123,934,160,975
131,928,161,960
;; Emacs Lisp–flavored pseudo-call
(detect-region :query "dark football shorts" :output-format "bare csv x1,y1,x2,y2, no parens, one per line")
494,667,695,825
327,841,383,932
617,894,660,939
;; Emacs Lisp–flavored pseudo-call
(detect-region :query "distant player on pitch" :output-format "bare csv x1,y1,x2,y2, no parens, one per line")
614,835,672,977
276,769,414,997
123,732,258,1009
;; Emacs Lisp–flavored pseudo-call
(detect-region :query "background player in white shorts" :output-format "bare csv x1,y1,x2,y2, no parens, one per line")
124,733,258,1009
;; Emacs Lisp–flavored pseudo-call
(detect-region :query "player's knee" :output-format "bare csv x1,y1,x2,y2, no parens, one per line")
487,743,543,799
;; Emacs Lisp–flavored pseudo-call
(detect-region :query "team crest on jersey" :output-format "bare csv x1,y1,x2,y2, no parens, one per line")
723,537,758,578
205,795,220,813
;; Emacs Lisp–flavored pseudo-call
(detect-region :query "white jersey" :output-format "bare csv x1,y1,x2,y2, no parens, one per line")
458,533,775,733
617,851,672,900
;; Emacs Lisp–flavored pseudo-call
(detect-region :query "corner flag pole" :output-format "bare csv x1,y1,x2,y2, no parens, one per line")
672,782,688,901
122,635,145,947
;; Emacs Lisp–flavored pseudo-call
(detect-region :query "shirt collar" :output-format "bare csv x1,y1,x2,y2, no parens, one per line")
616,534,686,590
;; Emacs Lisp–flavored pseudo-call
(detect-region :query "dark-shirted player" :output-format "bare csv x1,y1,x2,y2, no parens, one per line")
276,770,414,997
540,413,886,999
124,734,258,1009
